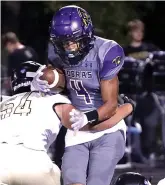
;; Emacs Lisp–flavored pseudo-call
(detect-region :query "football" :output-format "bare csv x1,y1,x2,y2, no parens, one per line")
40,65,65,92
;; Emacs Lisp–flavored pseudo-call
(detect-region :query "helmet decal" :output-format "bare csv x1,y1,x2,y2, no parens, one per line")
77,8,91,28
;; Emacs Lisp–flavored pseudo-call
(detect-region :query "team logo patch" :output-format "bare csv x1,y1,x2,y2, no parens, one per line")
112,56,121,66
78,8,91,28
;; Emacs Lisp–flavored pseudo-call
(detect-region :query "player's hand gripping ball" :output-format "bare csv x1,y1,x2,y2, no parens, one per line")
40,65,65,92
31,65,65,93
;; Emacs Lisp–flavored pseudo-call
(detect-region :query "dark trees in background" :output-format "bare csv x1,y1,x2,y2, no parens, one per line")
1,1,165,64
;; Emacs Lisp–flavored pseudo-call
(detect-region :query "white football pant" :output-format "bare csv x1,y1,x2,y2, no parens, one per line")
0,143,61,185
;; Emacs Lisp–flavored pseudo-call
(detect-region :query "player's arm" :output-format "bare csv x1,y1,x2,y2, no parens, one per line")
97,44,125,122
97,75,118,121
81,43,126,127
53,100,133,131
82,103,133,131
54,103,73,129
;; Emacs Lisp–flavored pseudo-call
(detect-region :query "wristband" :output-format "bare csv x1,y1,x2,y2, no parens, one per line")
84,110,99,126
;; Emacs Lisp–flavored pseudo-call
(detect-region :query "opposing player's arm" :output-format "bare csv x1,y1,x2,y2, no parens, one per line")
54,103,74,129
86,103,132,131
53,102,133,131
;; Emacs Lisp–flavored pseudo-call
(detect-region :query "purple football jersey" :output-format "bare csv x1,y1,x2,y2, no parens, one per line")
48,36,125,111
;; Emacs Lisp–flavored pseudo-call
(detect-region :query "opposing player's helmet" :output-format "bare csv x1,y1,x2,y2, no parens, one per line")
11,61,41,95
114,172,151,185
50,5,95,65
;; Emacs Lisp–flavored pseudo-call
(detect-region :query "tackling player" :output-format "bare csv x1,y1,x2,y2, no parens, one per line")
0,61,63,185
31,5,134,185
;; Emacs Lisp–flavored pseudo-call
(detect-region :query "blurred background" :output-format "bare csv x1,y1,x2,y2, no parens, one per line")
1,1,165,185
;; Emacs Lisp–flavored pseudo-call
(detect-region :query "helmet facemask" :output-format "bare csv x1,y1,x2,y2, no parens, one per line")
50,34,95,65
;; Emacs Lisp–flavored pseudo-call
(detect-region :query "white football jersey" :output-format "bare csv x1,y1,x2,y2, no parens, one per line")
0,92,71,151
1,95,11,102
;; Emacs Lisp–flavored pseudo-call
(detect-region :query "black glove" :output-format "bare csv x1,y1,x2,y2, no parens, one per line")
120,94,136,112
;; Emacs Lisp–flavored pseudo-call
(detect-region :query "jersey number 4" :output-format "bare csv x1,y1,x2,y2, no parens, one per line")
70,79,92,104
0,92,32,120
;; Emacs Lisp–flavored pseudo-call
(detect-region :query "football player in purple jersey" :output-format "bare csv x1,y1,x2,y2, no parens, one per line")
31,5,135,185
